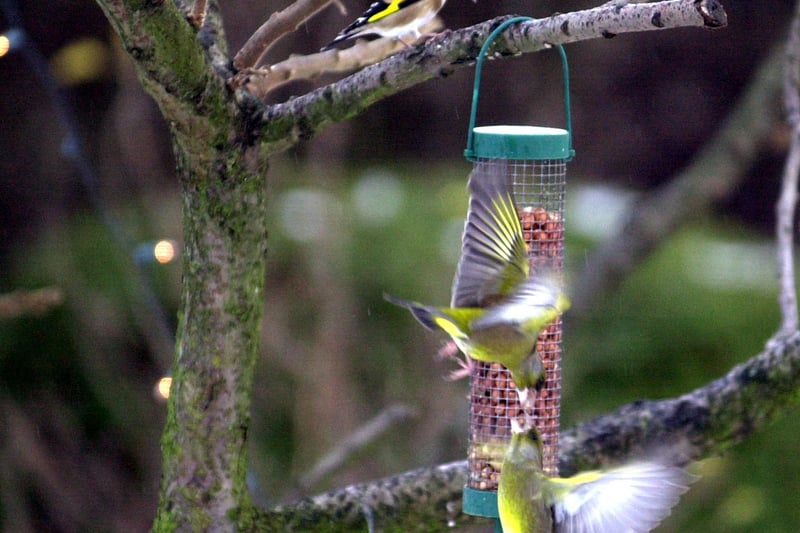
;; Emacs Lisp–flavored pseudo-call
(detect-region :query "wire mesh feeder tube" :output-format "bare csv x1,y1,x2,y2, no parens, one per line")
515,158,566,477
462,17,573,522
465,158,566,490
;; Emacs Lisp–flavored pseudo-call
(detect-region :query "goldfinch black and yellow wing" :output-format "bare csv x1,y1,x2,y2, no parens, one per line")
322,0,442,50
451,164,529,308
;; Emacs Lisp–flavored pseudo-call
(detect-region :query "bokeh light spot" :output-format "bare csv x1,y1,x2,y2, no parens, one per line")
715,485,766,528
351,169,404,226
278,188,342,243
154,240,176,264
0,35,10,58
49,37,109,86
155,376,172,400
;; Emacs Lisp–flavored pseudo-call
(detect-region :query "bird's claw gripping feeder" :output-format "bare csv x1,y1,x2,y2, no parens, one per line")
462,17,573,529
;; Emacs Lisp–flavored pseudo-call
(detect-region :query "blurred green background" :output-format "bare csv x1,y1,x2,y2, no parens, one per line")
1,0,798,531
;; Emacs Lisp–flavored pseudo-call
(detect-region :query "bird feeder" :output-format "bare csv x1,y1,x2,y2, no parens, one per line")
462,17,573,527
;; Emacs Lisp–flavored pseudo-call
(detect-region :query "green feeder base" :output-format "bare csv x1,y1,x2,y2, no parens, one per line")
463,486,503,533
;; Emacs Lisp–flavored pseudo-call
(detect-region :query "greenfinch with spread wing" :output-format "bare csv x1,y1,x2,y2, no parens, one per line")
499,421,695,533
385,165,570,406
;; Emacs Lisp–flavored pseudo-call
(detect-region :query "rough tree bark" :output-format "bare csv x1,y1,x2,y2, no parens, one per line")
90,0,751,531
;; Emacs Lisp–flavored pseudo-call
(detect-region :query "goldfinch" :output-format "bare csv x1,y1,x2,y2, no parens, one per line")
498,421,695,533
385,164,570,407
322,0,446,51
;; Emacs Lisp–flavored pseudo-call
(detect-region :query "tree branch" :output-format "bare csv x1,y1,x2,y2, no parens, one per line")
188,0,208,28
777,0,800,333
233,0,335,71
231,17,441,95
247,0,726,155
0,288,63,318
561,330,800,472
777,134,800,334
297,404,417,492
255,329,800,531
255,461,472,532
94,0,213,119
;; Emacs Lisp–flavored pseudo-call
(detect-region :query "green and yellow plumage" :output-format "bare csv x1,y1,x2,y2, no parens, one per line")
498,421,695,533
385,165,570,402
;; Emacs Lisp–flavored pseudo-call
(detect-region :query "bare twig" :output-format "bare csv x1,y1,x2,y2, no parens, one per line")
232,17,440,94
332,0,346,14
188,0,207,28
233,0,334,71
777,1,800,333
0,287,63,318
777,137,800,333
572,41,784,314
298,404,417,491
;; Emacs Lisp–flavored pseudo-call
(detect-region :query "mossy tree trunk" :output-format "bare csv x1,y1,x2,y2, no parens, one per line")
96,1,270,528
155,131,269,529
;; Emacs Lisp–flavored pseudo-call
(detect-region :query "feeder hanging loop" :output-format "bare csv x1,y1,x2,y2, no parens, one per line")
465,17,574,162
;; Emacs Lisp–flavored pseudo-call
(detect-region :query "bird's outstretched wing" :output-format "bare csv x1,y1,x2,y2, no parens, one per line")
361,0,425,24
546,462,695,533
451,164,529,308
471,275,568,335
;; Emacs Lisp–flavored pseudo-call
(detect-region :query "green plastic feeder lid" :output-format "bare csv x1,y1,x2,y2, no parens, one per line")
471,125,571,160
465,17,574,162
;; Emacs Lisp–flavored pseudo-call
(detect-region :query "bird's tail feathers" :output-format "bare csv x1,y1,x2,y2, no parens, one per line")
321,34,347,51
383,293,440,331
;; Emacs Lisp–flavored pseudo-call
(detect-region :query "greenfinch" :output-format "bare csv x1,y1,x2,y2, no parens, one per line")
385,165,569,406
499,421,695,533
